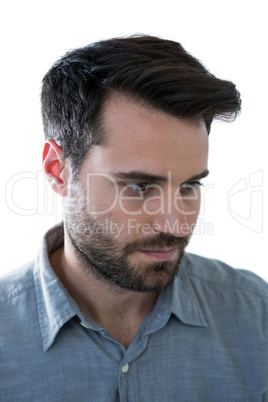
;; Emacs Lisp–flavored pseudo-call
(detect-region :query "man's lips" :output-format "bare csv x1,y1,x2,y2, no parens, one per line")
139,248,177,260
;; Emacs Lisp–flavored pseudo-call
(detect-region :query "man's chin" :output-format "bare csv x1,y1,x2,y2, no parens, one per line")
117,255,183,293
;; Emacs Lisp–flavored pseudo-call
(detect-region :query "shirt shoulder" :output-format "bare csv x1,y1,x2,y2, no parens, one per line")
182,252,268,298
0,260,35,303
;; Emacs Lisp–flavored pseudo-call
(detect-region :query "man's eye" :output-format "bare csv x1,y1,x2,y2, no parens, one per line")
125,183,150,193
181,181,202,192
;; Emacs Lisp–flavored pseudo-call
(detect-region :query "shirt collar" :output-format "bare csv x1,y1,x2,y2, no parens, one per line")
34,224,77,352
138,257,208,338
169,256,208,327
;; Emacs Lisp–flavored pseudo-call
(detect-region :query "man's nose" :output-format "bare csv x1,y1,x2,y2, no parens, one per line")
151,195,190,237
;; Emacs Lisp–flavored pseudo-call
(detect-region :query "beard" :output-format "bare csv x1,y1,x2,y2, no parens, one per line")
64,186,190,293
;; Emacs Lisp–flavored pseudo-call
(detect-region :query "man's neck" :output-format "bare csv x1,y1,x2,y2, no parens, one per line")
49,245,159,348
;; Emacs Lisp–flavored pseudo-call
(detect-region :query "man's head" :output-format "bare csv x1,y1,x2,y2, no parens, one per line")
42,35,241,292
41,34,241,177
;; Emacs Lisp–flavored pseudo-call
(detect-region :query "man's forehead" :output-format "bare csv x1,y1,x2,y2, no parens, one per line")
80,94,209,179
100,94,208,149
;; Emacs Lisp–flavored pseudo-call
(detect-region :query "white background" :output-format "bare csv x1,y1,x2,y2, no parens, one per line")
1,0,267,280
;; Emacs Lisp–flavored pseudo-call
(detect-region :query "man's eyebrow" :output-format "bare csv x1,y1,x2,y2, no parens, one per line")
183,169,210,182
112,169,209,182
112,171,167,182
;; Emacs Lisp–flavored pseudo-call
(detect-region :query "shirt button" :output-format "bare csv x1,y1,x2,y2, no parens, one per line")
121,363,129,373
80,321,90,329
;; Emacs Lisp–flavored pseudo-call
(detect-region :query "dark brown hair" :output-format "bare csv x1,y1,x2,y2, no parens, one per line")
41,34,241,174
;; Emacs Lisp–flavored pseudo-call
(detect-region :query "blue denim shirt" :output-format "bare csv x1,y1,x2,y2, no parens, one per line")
0,224,267,401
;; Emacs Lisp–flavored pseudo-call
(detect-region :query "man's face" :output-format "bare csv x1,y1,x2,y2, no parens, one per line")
64,94,209,292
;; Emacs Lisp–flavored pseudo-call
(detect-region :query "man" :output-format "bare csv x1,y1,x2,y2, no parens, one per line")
1,35,267,401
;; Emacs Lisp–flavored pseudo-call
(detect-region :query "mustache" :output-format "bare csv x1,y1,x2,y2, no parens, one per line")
123,232,190,254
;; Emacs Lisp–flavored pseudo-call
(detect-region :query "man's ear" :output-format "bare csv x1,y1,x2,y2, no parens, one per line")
42,140,69,196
